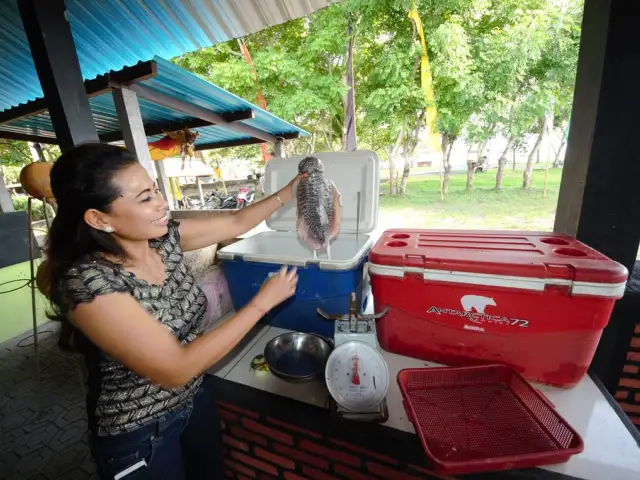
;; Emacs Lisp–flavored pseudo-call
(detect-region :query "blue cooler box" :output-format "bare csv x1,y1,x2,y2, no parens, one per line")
217,151,380,338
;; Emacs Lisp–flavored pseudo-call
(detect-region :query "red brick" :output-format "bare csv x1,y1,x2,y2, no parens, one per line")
273,443,330,470
220,409,239,423
627,351,640,362
623,364,640,374
615,390,630,400
329,438,399,465
636,392,640,402
266,416,323,439
224,459,257,478
632,337,640,349
367,462,423,480
259,475,278,480
242,418,293,445
223,433,250,452
219,401,260,419
299,440,361,467
284,473,310,480
255,447,295,469
619,402,640,413
230,426,268,447
619,377,640,388
302,466,340,480
231,450,278,476
333,464,373,480
635,324,640,334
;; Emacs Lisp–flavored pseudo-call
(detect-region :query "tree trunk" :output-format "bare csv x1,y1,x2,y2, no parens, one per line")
442,134,456,196
400,155,411,195
553,126,567,168
512,146,517,170
523,117,548,189
466,137,489,194
495,137,515,190
0,169,14,213
389,130,404,195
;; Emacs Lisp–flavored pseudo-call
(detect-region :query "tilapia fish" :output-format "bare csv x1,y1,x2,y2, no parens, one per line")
293,156,342,260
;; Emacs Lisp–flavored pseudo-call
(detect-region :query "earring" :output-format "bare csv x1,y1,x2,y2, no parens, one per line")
104,226,114,233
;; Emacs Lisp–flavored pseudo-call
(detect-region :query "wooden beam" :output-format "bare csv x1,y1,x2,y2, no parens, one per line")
0,61,157,127
123,83,279,143
0,131,57,144
194,132,300,151
18,0,99,152
98,108,254,143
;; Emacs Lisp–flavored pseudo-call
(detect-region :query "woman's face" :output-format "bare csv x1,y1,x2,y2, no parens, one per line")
92,162,169,241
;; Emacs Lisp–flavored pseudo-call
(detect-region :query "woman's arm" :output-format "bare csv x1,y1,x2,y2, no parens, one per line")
177,175,302,252
68,266,298,388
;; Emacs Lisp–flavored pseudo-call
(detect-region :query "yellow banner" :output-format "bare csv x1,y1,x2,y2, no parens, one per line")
408,5,441,152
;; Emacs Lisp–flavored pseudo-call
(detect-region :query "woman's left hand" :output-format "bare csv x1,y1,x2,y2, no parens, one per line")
281,173,306,201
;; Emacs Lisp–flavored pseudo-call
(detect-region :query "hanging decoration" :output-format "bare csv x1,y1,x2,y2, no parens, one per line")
148,128,200,169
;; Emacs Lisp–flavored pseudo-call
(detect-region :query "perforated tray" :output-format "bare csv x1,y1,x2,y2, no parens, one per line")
397,364,584,475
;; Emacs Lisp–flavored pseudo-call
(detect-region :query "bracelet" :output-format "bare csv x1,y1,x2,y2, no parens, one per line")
274,194,284,207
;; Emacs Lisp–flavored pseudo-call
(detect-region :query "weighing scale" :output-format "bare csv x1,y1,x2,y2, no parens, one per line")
318,292,390,422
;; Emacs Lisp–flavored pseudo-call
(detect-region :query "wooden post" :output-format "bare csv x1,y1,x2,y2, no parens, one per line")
274,140,286,158
554,0,640,393
18,0,99,152
0,171,14,213
112,86,173,210
196,177,205,204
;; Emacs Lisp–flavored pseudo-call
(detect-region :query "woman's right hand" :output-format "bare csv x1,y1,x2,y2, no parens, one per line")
252,266,298,313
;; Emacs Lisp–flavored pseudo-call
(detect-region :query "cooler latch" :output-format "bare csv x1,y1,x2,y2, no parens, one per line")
544,263,575,291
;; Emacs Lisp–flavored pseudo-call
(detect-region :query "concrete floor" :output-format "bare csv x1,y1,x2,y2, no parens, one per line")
0,324,98,479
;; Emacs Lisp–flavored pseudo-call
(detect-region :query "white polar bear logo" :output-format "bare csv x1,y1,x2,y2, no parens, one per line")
461,295,496,314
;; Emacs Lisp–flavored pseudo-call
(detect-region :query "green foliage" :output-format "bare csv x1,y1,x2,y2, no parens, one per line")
173,0,582,172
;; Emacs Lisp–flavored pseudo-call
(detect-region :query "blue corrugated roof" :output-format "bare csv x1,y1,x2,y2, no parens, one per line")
0,0,337,112
0,56,309,148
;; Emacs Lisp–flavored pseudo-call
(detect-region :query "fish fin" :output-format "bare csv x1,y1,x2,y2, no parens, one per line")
328,181,342,240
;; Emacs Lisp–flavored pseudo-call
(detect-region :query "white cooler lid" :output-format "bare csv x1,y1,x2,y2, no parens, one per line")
264,150,380,234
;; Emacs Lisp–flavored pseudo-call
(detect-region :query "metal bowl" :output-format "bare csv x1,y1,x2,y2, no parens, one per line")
263,332,333,382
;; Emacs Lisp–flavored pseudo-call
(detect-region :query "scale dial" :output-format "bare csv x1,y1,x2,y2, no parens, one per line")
325,341,389,412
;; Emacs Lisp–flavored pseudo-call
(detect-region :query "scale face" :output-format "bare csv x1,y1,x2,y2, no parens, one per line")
325,340,389,412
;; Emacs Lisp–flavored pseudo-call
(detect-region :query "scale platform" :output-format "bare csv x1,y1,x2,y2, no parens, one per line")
329,397,389,423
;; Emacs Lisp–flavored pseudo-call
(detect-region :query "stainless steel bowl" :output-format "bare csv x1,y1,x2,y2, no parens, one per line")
263,332,333,382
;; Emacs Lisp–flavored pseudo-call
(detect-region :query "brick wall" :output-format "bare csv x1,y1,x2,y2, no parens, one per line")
615,323,640,429
217,400,449,480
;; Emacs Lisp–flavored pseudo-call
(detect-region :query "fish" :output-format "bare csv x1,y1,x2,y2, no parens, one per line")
293,156,343,260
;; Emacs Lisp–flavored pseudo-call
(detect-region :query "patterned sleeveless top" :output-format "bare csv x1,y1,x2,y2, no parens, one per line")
60,220,207,436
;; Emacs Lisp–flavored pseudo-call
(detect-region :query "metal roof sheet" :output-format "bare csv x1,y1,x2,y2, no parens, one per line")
0,56,309,148
0,0,338,112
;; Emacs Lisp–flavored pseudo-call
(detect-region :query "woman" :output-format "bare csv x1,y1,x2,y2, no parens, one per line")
45,143,300,479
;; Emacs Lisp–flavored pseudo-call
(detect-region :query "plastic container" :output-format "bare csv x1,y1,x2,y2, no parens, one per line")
369,229,628,387
217,151,380,338
397,365,584,475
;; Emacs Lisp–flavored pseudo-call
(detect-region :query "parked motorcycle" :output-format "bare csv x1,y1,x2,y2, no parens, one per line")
235,187,255,209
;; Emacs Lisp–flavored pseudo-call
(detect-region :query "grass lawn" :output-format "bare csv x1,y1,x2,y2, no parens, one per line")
378,167,562,232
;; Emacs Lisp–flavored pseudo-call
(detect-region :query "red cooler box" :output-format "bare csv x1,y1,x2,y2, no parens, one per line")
369,229,628,387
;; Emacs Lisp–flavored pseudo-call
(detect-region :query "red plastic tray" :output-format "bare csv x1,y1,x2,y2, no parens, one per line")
397,364,584,475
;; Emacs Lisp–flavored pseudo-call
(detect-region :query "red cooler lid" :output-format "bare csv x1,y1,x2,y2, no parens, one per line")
368,229,628,296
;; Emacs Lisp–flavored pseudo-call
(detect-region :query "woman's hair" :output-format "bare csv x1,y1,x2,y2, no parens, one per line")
46,142,138,351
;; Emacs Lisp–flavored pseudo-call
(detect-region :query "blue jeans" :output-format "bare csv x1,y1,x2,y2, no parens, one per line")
90,375,223,479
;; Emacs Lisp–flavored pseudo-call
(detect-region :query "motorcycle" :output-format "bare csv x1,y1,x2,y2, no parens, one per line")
235,187,255,209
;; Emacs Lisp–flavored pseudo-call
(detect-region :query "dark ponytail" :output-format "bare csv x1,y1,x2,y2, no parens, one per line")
46,143,138,351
